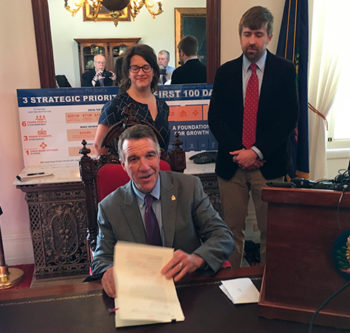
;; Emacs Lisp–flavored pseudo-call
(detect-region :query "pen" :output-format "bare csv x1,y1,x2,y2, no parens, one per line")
26,172,45,176
16,172,46,181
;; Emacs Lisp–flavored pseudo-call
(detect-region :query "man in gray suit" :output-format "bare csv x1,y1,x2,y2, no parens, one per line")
92,124,234,297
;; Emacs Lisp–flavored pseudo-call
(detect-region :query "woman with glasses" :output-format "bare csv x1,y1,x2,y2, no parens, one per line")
94,44,170,155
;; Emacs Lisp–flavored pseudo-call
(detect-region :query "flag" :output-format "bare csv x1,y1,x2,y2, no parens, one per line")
277,0,309,178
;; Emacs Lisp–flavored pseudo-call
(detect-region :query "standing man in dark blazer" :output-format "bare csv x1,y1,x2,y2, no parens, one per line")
81,54,116,87
171,35,206,84
208,6,298,268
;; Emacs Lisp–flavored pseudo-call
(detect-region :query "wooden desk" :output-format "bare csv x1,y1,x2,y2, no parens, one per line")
0,266,344,333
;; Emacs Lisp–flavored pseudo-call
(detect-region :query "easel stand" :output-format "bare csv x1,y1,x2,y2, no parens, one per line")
0,206,23,289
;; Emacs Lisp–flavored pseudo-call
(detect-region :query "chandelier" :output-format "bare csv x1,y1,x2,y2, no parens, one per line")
64,0,163,26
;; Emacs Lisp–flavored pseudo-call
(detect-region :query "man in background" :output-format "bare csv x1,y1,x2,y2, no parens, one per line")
157,50,174,85
208,6,298,268
171,35,206,84
82,54,116,87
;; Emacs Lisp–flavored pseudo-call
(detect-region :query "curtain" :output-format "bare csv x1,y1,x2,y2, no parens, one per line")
308,0,341,179
277,0,309,179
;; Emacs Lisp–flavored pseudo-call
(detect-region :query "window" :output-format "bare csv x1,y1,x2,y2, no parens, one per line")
327,72,350,149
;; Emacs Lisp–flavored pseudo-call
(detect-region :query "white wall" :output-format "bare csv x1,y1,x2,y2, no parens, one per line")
326,150,350,179
48,0,205,87
0,0,40,265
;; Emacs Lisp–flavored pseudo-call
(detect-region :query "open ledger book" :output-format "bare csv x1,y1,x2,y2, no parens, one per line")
113,241,185,327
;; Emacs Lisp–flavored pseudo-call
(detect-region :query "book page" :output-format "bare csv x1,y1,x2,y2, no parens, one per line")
114,241,185,327
220,278,260,304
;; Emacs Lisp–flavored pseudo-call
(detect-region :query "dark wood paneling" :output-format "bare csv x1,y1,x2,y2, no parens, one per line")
259,187,350,329
206,0,221,83
31,0,56,88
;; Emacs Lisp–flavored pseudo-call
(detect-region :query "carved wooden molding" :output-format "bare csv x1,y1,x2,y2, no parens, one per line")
206,0,221,83
31,0,56,88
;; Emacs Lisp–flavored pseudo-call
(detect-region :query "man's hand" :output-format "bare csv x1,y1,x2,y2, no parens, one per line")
93,71,103,81
160,250,204,282
101,267,116,298
245,159,264,170
110,71,116,81
230,149,264,170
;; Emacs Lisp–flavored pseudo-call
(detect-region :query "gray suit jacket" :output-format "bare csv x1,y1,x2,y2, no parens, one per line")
91,171,234,275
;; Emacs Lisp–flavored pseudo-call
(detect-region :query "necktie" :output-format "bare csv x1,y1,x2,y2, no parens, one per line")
242,64,259,149
162,74,167,84
98,77,105,86
144,194,162,246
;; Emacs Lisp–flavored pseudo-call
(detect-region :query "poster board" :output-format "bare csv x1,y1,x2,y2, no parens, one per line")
17,84,217,167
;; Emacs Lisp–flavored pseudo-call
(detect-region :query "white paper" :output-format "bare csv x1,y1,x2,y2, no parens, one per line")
220,278,260,304
114,241,185,327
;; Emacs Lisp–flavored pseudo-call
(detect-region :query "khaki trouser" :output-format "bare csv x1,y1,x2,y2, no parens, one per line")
218,169,283,268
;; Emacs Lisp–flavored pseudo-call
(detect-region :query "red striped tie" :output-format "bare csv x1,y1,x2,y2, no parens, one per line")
242,64,259,149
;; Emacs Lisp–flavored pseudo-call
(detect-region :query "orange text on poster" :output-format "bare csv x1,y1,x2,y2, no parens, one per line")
66,128,97,141
65,112,100,123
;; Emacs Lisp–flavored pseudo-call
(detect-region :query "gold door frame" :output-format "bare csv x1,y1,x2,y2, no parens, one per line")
174,8,206,67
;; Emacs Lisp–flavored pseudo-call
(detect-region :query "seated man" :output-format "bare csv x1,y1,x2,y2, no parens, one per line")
91,124,234,297
81,54,116,87
157,50,174,85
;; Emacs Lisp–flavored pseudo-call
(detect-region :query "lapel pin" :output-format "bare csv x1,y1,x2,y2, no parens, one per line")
171,195,176,201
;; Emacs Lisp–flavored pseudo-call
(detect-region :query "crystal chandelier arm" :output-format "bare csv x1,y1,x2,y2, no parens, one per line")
64,0,103,18
145,0,163,18
90,1,104,19
129,0,145,20
64,0,86,16
64,0,164,23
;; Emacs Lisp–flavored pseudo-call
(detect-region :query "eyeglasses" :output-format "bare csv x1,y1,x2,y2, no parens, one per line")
129,64,152,73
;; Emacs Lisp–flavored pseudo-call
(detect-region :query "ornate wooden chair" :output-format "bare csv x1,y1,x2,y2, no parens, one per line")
79,103,185,255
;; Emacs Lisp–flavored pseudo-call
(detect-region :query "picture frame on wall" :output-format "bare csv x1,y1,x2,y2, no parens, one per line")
83,4,130,22
175,8,206,67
